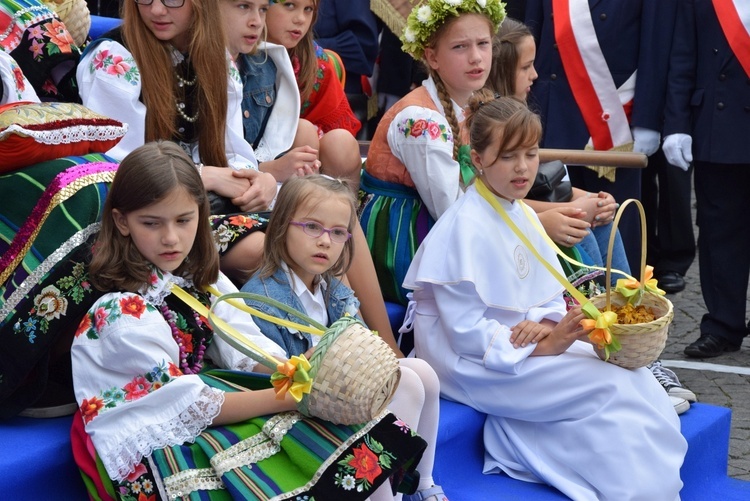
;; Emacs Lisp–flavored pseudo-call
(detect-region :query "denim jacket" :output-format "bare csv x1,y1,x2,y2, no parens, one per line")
238,51,276,149
240,267,361,357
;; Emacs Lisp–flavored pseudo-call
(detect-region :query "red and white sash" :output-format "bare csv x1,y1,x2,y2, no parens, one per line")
713,0,750,79
552,0,634,152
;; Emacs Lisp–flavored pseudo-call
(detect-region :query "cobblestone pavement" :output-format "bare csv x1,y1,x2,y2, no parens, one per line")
649,199,750,481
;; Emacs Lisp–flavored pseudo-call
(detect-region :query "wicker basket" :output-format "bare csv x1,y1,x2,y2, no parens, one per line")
590,199,674,369
297,315,400,425
207,292,400,426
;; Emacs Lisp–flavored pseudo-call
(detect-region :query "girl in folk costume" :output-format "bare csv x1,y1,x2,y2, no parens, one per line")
76,0,277,282
359,0,506,306
219,0,323,183
264,0,362,192
70,142,427,501
403,95,687,500
241,174,447,501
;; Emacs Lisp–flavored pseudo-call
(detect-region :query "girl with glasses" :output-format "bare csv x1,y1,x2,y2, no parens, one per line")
77,0,277,282
242,174,447,501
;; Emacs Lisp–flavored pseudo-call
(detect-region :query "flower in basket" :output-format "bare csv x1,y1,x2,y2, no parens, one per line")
615,265,665,305
271,354,313,402
400,0,507,60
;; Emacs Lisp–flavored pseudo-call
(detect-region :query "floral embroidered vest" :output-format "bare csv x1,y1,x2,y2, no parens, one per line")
364,86,438,189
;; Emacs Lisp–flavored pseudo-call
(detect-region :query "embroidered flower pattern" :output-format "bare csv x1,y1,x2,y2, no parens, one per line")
210,212,268,254
334,436,396,493
89,48,140,86
11,64,25,99
42,19,74,54
398,117,452,142
79,361,181,424
33,285,68,321
300,43,328,115
75,294,158,340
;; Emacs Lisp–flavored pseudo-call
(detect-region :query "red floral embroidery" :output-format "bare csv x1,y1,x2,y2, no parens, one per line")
106,55,130,76
228,215,260,228
427,121,441,140
126,463,148,482
94,307,109,331
80,396,105,424
410,119,428,138
12,67,25,91
120,296,147,318
137,493,156,501
123,376,152,401
348,444,382,484
75,314,92,338
93,49,109,70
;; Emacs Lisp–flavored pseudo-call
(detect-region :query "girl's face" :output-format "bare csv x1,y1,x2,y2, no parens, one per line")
513,35,538,101
424,14,492,107
112,187,200,273
138,0,194,53
265,0,315,50
221,0,267,59
471,127,540,202
285,195,351,291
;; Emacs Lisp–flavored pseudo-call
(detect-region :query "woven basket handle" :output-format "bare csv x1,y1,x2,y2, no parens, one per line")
603,199,647,310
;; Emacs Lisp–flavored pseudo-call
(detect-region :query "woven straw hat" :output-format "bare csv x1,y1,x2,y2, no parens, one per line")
42,0,91,47
297,315,400,425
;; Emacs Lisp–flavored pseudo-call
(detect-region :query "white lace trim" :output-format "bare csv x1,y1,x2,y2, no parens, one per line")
0,124,128,144
140,271,192,307
105,386,225,482
211,411,300,477
163,468,225,500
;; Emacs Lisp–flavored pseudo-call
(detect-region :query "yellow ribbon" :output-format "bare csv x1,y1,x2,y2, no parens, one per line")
171,284,316,401
615,265,666,303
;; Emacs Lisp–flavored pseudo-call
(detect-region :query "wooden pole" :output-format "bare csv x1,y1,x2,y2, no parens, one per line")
538,149,648,168
358,142,648,168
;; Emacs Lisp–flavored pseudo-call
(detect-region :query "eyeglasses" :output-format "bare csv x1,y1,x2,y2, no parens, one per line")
289,221,351,243
134,0,186,8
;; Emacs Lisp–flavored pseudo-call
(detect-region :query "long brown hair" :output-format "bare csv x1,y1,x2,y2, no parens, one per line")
257,175,356,283
90,141,219,292
424,13,494,160
275,0,320,104
121,0,229,166
487,18,533,98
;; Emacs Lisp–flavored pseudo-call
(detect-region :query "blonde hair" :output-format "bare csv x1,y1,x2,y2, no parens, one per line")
90,141,219,293
122,0,229,166
257,175,356,284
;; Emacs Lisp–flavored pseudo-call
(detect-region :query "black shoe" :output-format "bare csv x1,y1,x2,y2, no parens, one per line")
684,334,741,358
656,271,685,294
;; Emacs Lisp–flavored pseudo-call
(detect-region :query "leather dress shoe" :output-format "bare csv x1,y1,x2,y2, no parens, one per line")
684,334,741,358
656,271,685,294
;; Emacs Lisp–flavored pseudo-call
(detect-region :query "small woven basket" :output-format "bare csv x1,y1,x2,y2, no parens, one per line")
590,199,674,369
297,315,400,425
207,292,400,426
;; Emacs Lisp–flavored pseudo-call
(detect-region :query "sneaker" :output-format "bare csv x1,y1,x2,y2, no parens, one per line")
649,360,697,402
670,396,690,415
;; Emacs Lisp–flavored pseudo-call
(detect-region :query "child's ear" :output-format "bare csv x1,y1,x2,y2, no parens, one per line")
470,149,482,168
424,47,440,71
112,209,130,237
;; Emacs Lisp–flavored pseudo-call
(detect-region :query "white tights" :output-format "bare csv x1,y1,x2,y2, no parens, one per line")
368,357,441,501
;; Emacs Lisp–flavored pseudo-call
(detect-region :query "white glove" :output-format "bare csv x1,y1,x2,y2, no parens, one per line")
662,133,693,171
632,127,661,156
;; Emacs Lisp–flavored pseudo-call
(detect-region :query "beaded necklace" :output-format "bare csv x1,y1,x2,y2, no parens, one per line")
159,302,207,374
174,64,199,123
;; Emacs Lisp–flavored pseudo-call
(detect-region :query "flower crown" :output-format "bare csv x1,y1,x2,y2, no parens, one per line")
401,0,507,60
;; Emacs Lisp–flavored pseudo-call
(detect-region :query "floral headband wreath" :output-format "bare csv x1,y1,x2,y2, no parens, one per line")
401,0,507,60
